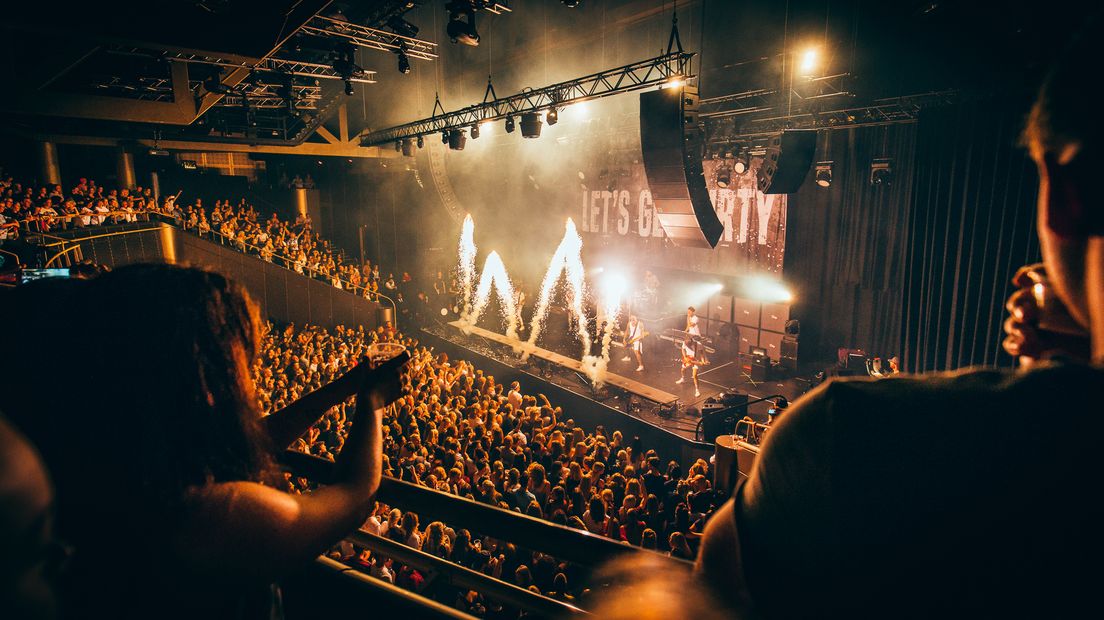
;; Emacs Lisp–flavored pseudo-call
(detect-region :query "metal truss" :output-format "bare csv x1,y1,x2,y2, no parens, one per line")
300,15,438,61
699,73,853,120
705,91,959,142
106,46,377,84
360,52,695,146
90,76,324,110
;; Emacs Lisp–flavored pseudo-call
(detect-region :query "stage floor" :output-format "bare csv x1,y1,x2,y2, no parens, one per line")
424,320,816,442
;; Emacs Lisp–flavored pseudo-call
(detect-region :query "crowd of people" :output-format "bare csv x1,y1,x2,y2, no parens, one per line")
0,176,157,238
0,172,414,305
253,319,717,609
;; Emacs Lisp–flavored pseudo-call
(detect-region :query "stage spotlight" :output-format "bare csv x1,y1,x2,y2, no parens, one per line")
397,48,411,74
746,276,793,303
799,48,819,77
520,112,542,138
441,130,449,144
448,128,467,150
710,283,724,293
661,75,686,89
395,141,402,152
733,152,748,175
505,116,515,133
416,135,424,148
401,139,416,157
600,272,629,303
546,108,559,125
562,0,581,6
386,16,419,38
716,165,732,188
815,161,833,187
870,157,893,186
470,123,480,139
446,2,480,46
344,79,354,96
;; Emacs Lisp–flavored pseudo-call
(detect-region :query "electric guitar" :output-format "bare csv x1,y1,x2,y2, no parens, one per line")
613,330,650,348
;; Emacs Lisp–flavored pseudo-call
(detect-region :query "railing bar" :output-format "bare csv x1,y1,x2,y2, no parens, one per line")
313,556,476,620
345,530,587,617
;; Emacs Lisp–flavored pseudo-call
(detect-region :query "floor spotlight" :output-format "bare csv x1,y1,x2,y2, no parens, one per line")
546,108,559,125
815,161,833,187
448,128,467,150
470,123,480,139
520,112,542,138
505,116,515,133
870,157,893,186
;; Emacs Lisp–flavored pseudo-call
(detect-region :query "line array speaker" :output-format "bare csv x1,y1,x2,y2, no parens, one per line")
757,130,817,194
640,84,724,248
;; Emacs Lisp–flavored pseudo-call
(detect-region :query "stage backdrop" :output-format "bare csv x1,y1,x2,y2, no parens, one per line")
574,157,787,276
785,99,1040,372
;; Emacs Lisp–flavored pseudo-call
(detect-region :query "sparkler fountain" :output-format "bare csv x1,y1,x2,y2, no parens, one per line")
455,215,624,386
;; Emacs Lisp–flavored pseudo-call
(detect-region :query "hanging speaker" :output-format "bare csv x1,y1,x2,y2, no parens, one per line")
640,84,724,248
757,130,817,194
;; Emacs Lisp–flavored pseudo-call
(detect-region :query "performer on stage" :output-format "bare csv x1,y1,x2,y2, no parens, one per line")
686,306,701,336
676,335,706,397
620,315,646,372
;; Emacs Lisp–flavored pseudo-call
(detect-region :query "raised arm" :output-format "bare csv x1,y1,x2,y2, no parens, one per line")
176,352,409,581
263,358,372,449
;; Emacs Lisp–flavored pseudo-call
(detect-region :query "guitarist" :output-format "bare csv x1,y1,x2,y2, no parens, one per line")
676,335,707,397
620,315,647,372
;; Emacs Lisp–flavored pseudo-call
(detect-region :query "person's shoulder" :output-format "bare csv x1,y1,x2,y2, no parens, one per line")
809,362,1104,410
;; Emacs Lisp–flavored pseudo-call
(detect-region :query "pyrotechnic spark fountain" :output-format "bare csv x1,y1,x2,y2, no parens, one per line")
458,215,477,318
525,218,591,361
465,251,519,340
456,216,618,385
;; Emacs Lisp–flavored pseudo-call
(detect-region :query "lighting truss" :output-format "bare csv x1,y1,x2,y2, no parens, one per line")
106,46,377,84
360,51,694,146
706,91,959,142
698,73,852,120
90,76,324,109
300,15,439,61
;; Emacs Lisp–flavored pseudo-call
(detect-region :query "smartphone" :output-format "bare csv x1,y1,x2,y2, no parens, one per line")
21,268,71,284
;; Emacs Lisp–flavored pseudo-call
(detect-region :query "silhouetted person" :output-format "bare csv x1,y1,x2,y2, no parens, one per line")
0,264,406,619
698,16,1104,619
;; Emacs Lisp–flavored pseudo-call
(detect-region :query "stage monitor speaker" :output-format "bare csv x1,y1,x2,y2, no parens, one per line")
640,85,724,248
733,297,761,328
757,130,817,194
781,335,798,372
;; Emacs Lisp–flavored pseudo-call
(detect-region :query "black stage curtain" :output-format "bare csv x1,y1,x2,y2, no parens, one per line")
785,100,1040,373
784,123,917,367
901,103,1040,372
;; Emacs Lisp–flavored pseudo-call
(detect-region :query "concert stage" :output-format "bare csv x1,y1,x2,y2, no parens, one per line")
426,319,813,442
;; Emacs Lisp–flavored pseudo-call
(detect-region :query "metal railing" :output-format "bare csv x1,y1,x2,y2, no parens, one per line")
282,450,691,617
10,209,399,320
309,557,476,620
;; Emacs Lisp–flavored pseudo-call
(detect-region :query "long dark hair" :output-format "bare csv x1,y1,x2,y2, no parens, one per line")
0,264,274,522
